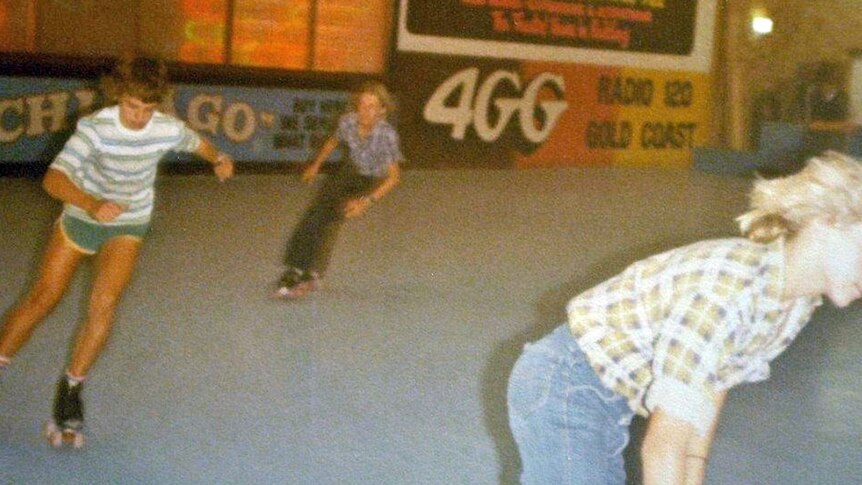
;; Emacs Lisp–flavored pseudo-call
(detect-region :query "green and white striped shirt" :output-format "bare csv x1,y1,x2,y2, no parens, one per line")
50,105,201,225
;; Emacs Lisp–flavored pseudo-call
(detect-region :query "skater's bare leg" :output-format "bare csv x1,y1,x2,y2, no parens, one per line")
0,224,84,360
67,236,140,378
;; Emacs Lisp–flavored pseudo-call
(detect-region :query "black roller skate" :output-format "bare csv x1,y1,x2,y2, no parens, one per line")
44,375,85,448
275,267,320,299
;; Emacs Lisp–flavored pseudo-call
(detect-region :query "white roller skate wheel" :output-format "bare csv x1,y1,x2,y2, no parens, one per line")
72,433,85,449
44,422,59,444
47,428,63,448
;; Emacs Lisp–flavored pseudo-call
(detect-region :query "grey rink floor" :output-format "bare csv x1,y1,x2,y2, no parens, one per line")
0,167,859,485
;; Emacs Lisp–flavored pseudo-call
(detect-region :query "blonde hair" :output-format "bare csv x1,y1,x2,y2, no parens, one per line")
351,81,397,116
738,151,862,243
101,54,170,104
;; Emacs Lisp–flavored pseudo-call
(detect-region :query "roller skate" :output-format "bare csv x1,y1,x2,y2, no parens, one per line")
275,267,320,299
44,375,85,449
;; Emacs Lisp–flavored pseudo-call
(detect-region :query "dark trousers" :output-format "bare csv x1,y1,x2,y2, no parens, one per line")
284,167,378,275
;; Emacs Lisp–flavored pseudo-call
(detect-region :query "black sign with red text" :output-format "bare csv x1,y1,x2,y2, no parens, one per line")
404,0,697,55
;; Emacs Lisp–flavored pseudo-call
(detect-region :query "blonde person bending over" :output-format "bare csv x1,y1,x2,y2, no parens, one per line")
0,55,233,447
508,151,862,484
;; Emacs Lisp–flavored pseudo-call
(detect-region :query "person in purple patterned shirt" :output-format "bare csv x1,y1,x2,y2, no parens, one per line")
275,82,403,298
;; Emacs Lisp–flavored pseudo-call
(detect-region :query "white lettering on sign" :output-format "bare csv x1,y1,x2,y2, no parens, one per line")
222,102,256,142
423,68,568,143
186,95,258,142
0,89,97,143
0,98,25,143
187,94,223,135
26,92,70,136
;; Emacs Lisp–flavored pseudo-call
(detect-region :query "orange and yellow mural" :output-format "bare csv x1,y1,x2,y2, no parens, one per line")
515,64,711,168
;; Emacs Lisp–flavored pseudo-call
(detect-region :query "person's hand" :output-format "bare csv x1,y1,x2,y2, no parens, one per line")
88,201,126,223
214,154,234,182
343,197,372,218
301,164,320,184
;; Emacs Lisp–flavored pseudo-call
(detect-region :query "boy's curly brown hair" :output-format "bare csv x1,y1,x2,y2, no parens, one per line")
101,54,170,104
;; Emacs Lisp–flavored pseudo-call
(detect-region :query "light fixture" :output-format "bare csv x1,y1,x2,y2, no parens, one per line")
752,15,773,35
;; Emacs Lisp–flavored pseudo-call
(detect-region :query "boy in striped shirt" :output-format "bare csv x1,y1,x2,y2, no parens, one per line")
0,55,233,447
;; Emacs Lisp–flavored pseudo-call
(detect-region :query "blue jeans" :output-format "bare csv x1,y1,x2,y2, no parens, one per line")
508,324,635,484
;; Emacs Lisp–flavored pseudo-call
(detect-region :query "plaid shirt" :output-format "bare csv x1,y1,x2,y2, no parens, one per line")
567,238,822,434
336,113,403,178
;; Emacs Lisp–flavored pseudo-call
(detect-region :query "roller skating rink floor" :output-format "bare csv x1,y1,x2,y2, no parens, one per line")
1,167,860,484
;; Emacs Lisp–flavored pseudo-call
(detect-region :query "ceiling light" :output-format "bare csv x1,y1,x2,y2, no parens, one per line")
752,16,773,35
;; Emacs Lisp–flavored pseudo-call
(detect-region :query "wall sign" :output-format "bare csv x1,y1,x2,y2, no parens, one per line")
393,0,715,168
397,0,716,72
0,76,349,165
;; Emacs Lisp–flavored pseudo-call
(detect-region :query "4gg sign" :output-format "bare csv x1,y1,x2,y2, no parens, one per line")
423,68,569,144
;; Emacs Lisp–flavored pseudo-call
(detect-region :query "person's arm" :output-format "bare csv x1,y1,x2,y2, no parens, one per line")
367,162,400,202
42,168,125,223
641,408,695,485
684,391,727,485
343,162,401,218
643,283,735,485
640,389,726,485
301,136,339,184
193,138,234,182
44,117,125,222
